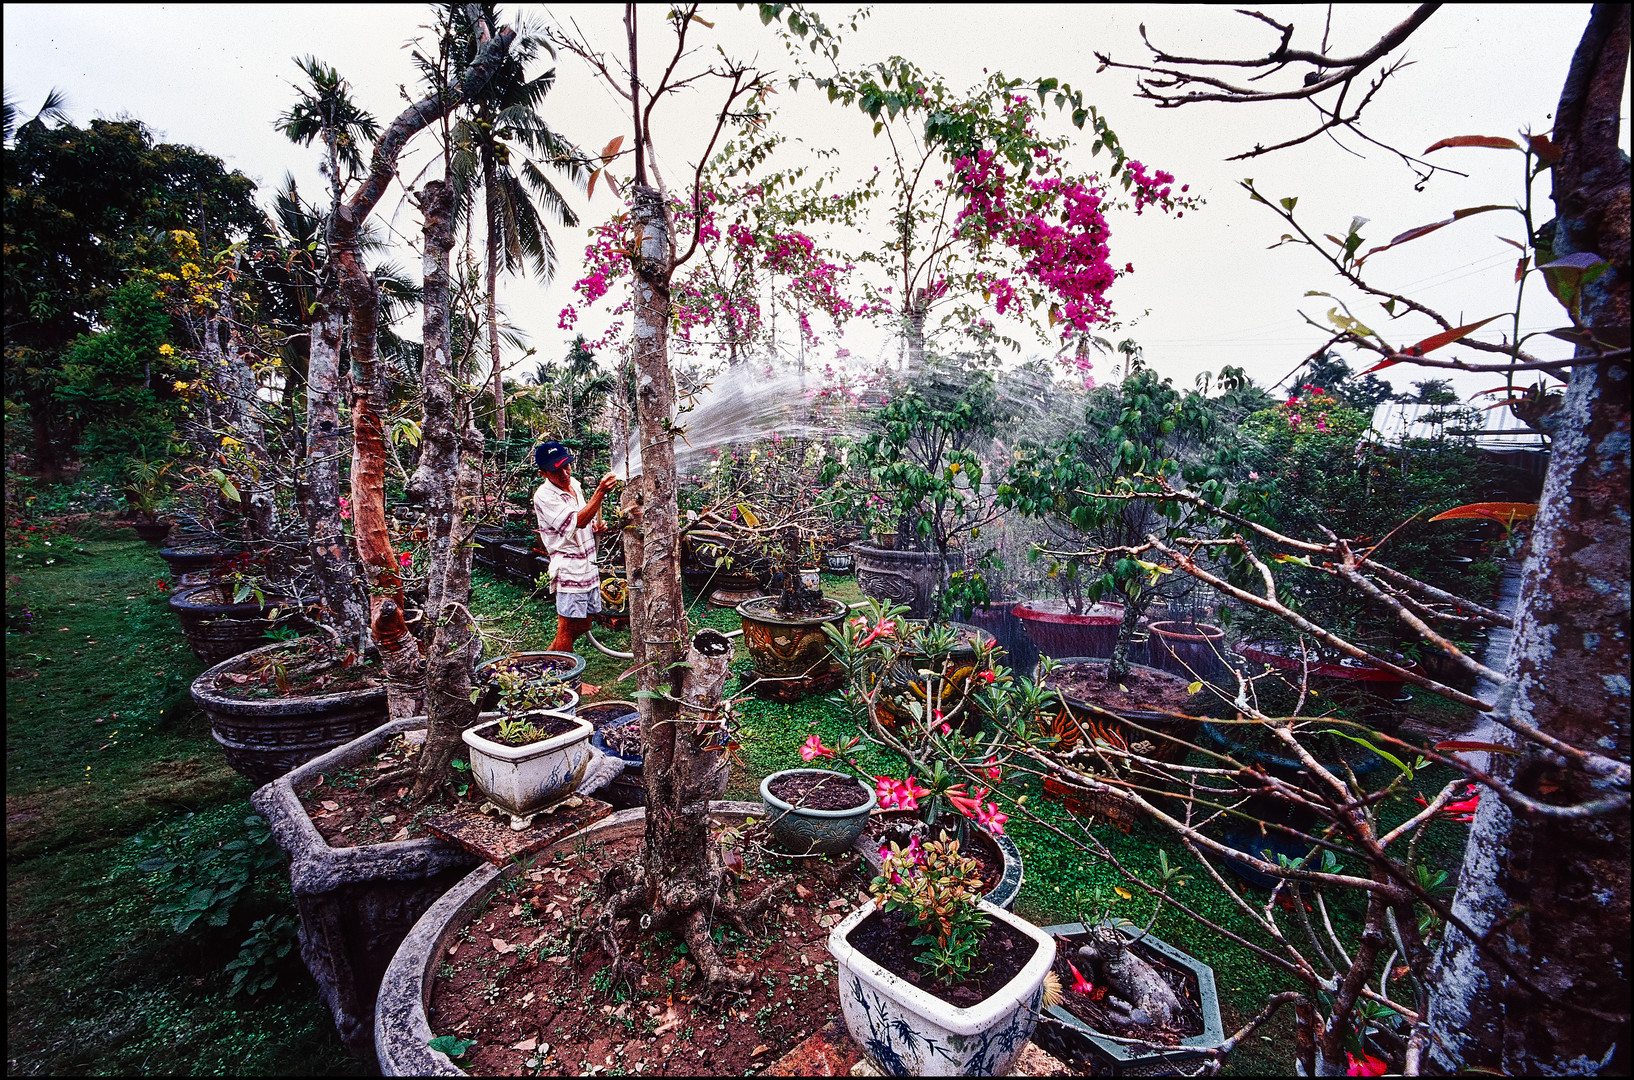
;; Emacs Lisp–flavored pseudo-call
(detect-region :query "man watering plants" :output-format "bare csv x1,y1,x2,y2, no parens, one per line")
533,441,617,654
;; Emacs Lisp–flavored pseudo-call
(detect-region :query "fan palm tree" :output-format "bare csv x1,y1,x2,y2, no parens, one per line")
437,2,587,441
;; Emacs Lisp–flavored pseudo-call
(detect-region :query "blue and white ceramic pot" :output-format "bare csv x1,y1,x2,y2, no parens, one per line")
461,710,593,828
827,898,1055,1076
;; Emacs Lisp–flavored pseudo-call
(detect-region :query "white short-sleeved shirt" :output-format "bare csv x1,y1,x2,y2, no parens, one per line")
533,476,599,594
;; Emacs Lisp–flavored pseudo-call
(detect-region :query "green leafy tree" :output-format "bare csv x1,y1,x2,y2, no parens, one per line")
4,111,264,478
999,368,1226,679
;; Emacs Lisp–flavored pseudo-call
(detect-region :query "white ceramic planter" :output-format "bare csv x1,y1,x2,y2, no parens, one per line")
461,711,594,827
827,898,1055,1076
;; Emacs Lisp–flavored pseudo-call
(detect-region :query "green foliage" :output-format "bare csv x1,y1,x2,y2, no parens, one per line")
871,833,992,985
138,812,284,934
827,354,1009,556
427,1035,478,1059
223,914,298,997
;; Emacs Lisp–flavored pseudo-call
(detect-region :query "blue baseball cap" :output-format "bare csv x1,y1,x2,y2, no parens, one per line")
535,441,575,470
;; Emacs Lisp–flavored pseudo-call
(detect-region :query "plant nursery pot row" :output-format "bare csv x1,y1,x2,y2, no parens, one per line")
157,539,242,577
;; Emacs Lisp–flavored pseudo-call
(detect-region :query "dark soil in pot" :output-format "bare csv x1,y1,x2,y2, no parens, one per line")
426,821,868,1077
848,905,1034,1009
1049,930,1205,1046
767,771,871,810
484,711,580,748
1041,660,1198,714
208,645,383,700
298,730,486,847
579,700,639,730
597,717,641,756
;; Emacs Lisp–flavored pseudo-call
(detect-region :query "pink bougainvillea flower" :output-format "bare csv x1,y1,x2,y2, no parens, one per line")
799,734,834,762
1345,1051,1387,1076
1068,961,1094,995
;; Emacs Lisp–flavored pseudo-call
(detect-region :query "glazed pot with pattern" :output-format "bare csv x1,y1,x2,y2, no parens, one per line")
461,711,595,828
192,639,389,784
852,543,964,619
828,897,1055,1076
871,621,996,733
736,595,848,700
760,768,878,856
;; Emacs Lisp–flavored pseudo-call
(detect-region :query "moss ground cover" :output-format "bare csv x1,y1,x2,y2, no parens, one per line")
6,527,1466,1075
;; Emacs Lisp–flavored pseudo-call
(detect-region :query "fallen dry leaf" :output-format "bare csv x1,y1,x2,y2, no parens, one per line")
321,800,341,812
492,937,515,954
794,883,814,901
751,1044,769,1057
447,943,459,956
511,1037,537,1052
389,826,410,841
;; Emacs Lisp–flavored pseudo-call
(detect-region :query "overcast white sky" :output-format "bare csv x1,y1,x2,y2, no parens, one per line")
5,4,1625,401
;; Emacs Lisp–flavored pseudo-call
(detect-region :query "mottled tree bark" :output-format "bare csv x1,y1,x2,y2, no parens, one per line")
1424,5,1630,1074
483,140,507,443
304,294,371,654
326,19,515,718
408,179,483,798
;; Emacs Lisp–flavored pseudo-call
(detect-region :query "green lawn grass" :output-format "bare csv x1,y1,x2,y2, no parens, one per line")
6,531,1467,1075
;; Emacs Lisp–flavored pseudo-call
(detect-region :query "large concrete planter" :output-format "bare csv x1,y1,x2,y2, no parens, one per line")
1038,921,1223,1075
829,897,1055,1076
853,543,964,619
157,541,238,577
169,583,314,665
192,640,389,784
375,801,764,1076
251,717,480,1057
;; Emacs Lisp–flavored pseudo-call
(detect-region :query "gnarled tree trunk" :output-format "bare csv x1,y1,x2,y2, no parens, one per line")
304,292,371,654
408,179,483,798
1423,5,1630,1073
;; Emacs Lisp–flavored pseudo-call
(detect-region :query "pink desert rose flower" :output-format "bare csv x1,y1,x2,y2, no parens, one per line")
1346,1051,1387,1076
799,735,833,762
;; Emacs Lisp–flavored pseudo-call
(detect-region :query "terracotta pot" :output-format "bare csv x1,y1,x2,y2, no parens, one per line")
1013,599,1125,660
191,639,389,784
250,716,479,1057
374,802,766,1076
852,543,963,619
737,595,848,700
829,898,1054,1076
168,584,314,665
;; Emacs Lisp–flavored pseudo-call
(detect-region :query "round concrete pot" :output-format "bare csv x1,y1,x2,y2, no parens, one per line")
192,640,389,784
129,518,173,544
761,768,878,856
829,897,1055,1076
169,583,313,665
1147,620,1228,682
250,716,479,1058
157,541,238,577
853,543,963,619
374,801,766,1076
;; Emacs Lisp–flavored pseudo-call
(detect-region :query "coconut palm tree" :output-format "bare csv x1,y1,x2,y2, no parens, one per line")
436,2,587,441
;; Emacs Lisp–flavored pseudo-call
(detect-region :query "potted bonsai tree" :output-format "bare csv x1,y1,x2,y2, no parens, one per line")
828,831,1056,1075
828,354,1010,618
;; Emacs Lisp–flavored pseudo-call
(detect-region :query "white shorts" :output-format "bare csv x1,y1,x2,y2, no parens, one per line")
556,588,603,619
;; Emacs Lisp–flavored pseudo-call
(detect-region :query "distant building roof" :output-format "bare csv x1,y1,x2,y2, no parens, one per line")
1369,401,1549,451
